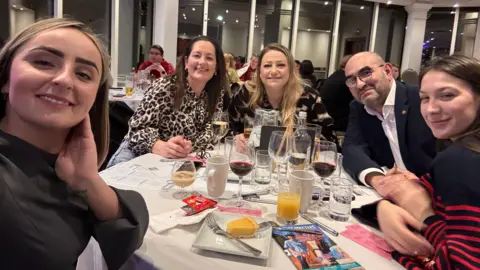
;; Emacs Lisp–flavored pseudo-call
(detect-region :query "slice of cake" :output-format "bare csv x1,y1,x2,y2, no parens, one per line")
226,217,259,238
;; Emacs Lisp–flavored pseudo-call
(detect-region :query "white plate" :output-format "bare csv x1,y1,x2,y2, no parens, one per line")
192,212,272,260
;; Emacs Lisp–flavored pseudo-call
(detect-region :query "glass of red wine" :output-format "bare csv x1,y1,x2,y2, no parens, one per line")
228,138,255,207
310,140,337,208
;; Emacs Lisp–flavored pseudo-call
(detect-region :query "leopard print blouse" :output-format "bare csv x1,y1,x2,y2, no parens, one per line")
126,75,224,156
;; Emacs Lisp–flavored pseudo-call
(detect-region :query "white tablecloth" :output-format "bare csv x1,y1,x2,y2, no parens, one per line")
84,154,404,270
109,89,144,111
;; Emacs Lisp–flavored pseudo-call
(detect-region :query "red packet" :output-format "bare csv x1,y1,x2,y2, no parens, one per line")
341,224,393,259
181,195,217,216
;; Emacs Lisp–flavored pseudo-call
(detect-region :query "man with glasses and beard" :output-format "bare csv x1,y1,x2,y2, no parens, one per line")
342,52,436,195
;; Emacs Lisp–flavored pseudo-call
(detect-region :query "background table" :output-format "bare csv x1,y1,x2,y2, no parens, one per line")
91,154,404,270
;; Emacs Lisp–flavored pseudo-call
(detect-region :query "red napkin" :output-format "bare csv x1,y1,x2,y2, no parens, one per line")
340,224,394,260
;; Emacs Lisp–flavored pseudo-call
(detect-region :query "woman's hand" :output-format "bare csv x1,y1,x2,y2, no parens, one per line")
153,136,191,158
234,133,248,153
55,115,99,191
378,200,434,256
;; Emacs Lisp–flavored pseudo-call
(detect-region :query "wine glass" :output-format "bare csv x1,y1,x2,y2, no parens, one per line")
310,140,337,204
171,160,197,199
268,131,293,195
212,112,229,156
228,139,255,207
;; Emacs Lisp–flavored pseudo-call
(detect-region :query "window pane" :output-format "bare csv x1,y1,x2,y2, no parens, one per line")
295,0,334,79
375,4,407,66
254,0,293,56
422,8,455,66
8,0,54,38
454,8,479,57
207,0,250,60
337,0,374,69
64,0,111,48
178,0,204,57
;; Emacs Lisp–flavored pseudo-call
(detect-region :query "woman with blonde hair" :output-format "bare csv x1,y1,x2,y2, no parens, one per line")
0,18,148,269
229,44,335,148
224,52,240,85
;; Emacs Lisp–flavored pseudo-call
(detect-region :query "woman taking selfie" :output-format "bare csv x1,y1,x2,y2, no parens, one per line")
108,36,227,165
0,18,148,269
375,55,480,269
229,44,335,148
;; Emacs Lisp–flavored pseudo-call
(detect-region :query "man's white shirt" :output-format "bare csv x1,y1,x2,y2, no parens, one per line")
359,80,407,186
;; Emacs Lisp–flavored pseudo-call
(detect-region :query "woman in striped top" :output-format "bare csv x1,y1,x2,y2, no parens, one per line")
376,55,480,269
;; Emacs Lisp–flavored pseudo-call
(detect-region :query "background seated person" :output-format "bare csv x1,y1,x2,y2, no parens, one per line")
138,45,175,79
107,36,228,166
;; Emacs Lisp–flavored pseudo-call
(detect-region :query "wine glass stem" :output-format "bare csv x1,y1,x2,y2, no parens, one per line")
237,176,243,205
277,164,282,183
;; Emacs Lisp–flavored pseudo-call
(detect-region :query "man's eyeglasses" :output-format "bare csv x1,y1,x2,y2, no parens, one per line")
345,64,384,88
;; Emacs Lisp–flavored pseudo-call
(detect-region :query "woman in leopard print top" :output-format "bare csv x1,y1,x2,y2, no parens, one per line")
108,36,228,164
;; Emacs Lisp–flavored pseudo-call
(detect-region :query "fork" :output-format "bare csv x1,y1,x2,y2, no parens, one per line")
205,213,262,256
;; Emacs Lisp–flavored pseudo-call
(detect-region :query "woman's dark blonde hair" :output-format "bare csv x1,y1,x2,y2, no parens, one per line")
250,44,303,128
224,53,235,69
0,17,111,167
420,54,480,152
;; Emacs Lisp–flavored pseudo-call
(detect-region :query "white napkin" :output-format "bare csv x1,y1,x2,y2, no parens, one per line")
149,208,216,234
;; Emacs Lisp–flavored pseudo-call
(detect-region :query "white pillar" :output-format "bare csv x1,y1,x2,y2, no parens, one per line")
328,0,342,76
202,0,208,35
153,0,178,64
290,0,300,56
247,0,257,60
110,0,119,87
53,0,63,18
450,7,460,55
369,2,379,52
401,3,432,73
474,14,480,59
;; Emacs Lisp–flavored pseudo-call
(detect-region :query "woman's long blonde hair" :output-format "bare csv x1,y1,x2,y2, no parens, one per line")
0,18,111,167
249,44,303,128
224,53,235,69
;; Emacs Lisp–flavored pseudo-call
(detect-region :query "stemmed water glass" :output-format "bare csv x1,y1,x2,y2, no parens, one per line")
228,139,255,207
211,112,229,156
171,160,197,199
268,131,292,195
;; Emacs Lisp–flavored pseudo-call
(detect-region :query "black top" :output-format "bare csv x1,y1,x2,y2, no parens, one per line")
228,84,336,141
319,69,353,132
0,131,149,270
342,82,437,181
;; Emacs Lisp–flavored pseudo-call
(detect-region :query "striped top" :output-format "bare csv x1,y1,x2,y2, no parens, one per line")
393,144,480,269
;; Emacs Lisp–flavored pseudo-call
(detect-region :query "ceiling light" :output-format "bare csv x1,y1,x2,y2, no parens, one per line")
431,38,435,40
461,32,464,35
453,3,459,7
387,1,392,5
236,19,239,23
360,6,365,10
223,21,225,24
449,29,452,32
307,29,311,31
192,7,195,11
327,30,331,33
451,11,455,14
183,13,185,17
20,8,24,11
426,40,430,43
12,5,16,8
184,17,187,20
226,10,229,13
431,31,434,34
216,15,223,21
324,1,329,5
433,46,436,49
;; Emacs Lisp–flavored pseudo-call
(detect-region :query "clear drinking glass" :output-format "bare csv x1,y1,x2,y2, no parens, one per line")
268,131,292,195
224,136,234,157
212,112,229,156
244,117,254,141
228,140,255,207
277,180,301,224
328,177,353,222
254,150,272,185
171,160,196,199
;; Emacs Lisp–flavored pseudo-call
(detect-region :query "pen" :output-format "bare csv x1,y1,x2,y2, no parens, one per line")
300,213,339,237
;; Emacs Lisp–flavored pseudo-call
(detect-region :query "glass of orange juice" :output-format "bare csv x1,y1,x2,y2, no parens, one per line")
277,181,301,224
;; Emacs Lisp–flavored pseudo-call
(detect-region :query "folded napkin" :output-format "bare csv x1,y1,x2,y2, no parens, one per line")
149,208,216,234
